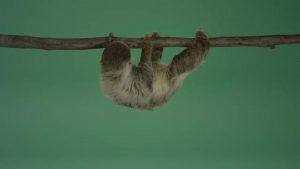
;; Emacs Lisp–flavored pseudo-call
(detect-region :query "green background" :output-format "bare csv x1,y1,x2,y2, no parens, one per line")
0,0,299,168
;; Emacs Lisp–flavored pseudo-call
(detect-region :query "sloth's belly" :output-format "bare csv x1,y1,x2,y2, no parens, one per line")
151,75,171,99
111,74,171,109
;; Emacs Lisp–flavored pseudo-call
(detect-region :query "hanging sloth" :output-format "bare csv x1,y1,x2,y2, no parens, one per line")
100,30,210,110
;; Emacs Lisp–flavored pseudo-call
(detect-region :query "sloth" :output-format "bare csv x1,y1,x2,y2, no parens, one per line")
100,30,209,110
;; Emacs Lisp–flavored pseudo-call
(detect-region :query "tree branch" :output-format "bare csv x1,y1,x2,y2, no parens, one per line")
0,34,299,50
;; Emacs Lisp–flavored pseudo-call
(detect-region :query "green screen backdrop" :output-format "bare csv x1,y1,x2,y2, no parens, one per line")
0,0,299,168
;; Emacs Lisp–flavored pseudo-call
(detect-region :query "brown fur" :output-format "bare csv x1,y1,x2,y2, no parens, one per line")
100,31,209,110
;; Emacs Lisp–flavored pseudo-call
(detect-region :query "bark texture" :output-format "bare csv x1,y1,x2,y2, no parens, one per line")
0,34,299,50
